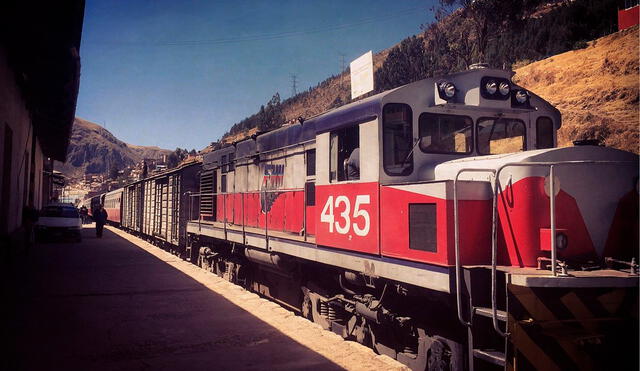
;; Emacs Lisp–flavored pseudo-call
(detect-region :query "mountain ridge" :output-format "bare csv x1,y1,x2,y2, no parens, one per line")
58,117,172,178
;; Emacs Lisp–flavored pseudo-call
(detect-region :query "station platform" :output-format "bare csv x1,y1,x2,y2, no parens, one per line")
1,225,402,371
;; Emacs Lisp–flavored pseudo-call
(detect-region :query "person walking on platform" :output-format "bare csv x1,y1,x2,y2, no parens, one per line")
79,205,88,224
94,205,108,238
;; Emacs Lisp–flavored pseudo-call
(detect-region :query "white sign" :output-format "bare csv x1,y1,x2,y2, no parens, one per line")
350,51,374,99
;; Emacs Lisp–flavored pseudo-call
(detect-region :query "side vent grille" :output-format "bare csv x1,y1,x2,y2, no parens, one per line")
409,203,437,252
200,170,214,216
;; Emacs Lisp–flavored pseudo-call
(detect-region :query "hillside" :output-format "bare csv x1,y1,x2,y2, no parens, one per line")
220,27,638,155
514,26,639,153
58,117,172,178
212,0,637,154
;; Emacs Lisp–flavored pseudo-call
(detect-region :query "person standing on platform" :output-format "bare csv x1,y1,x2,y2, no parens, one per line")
94,204,108,238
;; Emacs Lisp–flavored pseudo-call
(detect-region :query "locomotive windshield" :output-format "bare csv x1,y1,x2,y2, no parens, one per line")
418,113,473,154
477,118,526,155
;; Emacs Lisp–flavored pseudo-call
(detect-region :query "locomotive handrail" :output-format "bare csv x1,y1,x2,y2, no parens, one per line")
454,160,635,338
453,168,496,330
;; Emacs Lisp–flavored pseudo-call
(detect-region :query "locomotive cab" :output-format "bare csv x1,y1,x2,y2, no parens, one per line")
377,68,561,184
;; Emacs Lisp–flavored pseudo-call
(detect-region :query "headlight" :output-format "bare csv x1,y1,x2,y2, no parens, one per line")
515,90,529,104
439,82,456,99
556,232,568,250
499,82,510,96
485,80,497,95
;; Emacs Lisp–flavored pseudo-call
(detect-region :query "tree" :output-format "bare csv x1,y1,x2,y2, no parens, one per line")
258,93,285,131
375,36,429,92
435,0,536,66
108,161,119,180
167,148,188,169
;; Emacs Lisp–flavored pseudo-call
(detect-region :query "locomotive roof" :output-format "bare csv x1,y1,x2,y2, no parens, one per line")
203,87,399,169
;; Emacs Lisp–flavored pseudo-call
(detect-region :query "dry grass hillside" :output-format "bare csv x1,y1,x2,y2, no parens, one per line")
514,26,639,153
218,26,638,155
280,49,390,123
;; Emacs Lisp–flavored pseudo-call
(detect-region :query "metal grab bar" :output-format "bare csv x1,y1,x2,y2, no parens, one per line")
453,168,496,329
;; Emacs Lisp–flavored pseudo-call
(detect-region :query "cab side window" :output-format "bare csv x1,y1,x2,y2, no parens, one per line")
536,117,554,149
330,126,359,182
383,103,413,176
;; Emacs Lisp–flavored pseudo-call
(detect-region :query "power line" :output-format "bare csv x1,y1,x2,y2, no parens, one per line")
85,7,424,47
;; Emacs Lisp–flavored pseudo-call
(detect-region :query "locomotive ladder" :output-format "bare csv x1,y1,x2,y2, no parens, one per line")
454,160,637,370
454,168,507,370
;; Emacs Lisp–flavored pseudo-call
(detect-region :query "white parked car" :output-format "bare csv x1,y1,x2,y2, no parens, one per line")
35,203,82,242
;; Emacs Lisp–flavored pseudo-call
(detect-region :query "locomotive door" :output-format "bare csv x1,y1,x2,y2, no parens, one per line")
315,118,380,255
305,148,316,236
211,170,217,221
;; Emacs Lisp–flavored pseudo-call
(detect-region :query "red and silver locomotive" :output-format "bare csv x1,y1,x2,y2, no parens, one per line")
115,67,638,370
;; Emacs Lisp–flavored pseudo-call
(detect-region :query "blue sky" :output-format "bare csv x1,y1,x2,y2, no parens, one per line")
76,0,436,151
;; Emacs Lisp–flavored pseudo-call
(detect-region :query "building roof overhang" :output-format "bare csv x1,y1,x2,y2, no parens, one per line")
1,1,85,161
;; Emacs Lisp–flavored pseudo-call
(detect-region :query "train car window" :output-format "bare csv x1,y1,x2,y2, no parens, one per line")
306,149,316,177
221,155,228,173
418,113,473,154
228,153,235,171
329,126,359,182
536,117,554,149
477,118,526,155
221,174,227,193
383,103,413,176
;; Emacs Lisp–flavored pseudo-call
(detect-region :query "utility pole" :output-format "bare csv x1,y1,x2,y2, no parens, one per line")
291,73,298,97
338,52,346,88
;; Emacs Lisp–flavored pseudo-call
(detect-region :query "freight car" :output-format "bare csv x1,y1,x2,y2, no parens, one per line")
182,67,638,370
120,161,200,255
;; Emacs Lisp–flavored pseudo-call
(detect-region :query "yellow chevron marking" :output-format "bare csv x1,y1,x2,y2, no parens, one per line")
511,286,598,370
561,291,597,332
509,285,556,321
510,317,561,371
597,289,625,314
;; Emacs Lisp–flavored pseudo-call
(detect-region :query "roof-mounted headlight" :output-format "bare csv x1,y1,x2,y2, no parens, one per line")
480,76,510,100
485,80,497,95
499,82,510,96
437,81,456,101
515,89,529,104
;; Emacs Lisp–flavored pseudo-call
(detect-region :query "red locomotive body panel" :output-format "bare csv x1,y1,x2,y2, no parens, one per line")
497,176,595,267
216,191,306,234
315,182,379,254
380,185,492,266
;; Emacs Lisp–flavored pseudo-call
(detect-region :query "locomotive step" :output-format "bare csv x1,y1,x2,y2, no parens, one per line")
474,307,507,322
473,349,506,367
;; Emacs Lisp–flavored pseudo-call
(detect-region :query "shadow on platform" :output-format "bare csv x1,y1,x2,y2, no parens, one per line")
2,227,344,371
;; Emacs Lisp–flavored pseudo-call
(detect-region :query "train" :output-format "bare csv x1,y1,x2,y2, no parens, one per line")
85,66,639,371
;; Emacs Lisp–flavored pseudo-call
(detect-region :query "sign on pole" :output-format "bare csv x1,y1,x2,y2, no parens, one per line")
350,51,374,99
